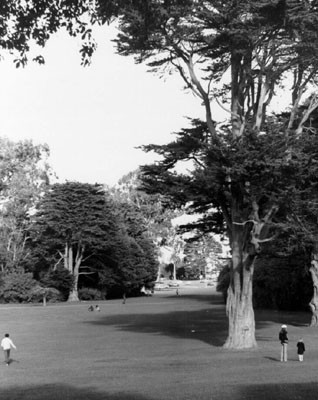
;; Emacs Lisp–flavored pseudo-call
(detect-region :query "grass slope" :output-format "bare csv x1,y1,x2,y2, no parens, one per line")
0,287,317,400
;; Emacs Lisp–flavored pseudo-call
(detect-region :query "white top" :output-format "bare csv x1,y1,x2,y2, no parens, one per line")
1,337,16,350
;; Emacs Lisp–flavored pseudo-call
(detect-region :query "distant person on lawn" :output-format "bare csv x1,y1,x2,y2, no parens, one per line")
1,333,17,366
297,338,305,362
279,324,288,362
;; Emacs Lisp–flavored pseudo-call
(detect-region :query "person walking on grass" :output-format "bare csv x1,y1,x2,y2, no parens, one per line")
297,338,305,362
1,333,17,366
279,324,288,362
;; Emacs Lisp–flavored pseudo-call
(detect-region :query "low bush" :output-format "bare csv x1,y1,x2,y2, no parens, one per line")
27,285,63,303
0,272,38,303
78,287,106,301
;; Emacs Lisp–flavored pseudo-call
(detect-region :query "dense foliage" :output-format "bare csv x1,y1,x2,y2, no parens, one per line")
217,255,312,311
27,182,158,300
0,0,101,66
39,266,74,301
0,138,51,273
0,271,38,303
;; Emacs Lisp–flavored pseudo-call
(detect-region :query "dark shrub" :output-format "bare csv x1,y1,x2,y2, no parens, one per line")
40,266,74,301
78,287,106,301
216,256,312,311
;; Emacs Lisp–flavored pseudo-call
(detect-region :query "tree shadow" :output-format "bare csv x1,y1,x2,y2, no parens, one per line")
0,384,151,400
87,307,228,347
87,293,313,348
255,308,310,328
173,293,225,305
235,382,318,400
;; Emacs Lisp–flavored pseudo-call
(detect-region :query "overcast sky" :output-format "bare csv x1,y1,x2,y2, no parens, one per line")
0,24,207,186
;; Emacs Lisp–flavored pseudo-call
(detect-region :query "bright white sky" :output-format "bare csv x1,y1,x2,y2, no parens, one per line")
0,24,208,186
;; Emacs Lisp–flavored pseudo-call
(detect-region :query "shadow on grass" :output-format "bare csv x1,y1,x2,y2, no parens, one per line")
88,307,228,347
172,292,225,306
235,382,318,400
85,291,313,350
255,308,311,331
88,293,312,348
2,381,318,400
0,384,150,400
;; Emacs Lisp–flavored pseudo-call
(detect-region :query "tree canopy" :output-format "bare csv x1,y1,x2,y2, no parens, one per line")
110,0,318,137
28,181,158,300
0,138,51,273
0,0,101,66
28,182,121,300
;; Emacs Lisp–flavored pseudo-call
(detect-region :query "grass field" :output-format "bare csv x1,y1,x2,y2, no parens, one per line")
1,286,318,400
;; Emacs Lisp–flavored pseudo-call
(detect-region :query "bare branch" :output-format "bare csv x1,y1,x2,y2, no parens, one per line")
256,235,277,243
78,271,96,276
186,55,217,137
214,96,241,120
233,220,257,226
295,92,318,136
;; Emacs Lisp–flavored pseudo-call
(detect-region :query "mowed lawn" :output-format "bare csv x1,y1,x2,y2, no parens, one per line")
1,286,318,400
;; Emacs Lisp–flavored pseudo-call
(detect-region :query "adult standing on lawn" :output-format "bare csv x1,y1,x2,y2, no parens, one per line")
1,333,17,366
279,325,288,362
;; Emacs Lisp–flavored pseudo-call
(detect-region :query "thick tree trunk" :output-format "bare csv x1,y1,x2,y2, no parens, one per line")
68,289,79,302
309,253,318,326
224,241,257,349
223,201,277,349
67,245,83,302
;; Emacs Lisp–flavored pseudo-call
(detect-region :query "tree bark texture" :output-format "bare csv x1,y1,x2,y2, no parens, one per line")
224,238,257,349
65,242,84,302
309,254,318,326
224,201,277,349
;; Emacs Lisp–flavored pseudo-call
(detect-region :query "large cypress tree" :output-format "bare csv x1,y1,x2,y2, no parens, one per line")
99,0,318,348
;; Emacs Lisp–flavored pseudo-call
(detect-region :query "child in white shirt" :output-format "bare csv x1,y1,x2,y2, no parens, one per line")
1,333,17,366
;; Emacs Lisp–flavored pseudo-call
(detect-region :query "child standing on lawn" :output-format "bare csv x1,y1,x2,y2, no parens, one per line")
1,333,17,366
297,338,305,362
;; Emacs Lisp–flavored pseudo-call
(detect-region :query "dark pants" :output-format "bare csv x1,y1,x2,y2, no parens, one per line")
4,349,10,363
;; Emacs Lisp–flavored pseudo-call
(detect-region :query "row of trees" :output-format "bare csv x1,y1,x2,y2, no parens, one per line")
0,139,159,302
